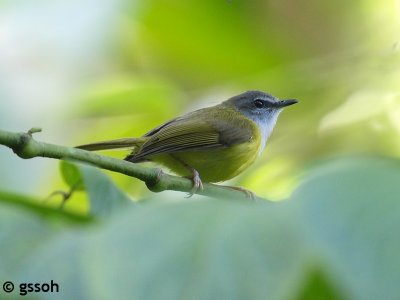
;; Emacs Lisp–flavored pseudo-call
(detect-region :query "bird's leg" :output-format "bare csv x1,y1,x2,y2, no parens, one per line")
214,184,256,200
185,168,204,197
171,155,204,197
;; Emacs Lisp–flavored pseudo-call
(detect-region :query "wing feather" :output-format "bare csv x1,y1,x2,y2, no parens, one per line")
127,106,254,162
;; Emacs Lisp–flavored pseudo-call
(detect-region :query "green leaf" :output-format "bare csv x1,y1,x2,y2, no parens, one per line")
12,156,400,299
19,201,309,300
0,190,91,224
0,204,55,281
0,191,91,282
60,161,134,217
59,160,84,190
291,156,400,300
79,164,134,217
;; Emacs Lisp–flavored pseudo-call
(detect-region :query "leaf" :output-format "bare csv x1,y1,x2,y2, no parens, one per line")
79,164,134,217
59,161,134,217
0,191,91,282
18,201,309,300
12,156,400,299
60,160,84,190
291,156,400,300
0,204,55,281
0,190,91,224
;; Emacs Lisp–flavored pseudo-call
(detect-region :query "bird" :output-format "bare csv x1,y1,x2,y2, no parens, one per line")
77,90,297,197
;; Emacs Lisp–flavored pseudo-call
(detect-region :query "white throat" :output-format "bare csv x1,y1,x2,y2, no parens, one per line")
251,111,281,156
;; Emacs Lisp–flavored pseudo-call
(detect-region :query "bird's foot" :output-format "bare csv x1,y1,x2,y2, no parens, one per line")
219,185,256,200
155,168,164,182
184,168,204,198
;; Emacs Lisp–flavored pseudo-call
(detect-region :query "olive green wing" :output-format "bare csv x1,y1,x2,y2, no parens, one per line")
126,112,252,162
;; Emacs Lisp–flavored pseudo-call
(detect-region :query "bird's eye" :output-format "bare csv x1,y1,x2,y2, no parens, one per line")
254,99,264,108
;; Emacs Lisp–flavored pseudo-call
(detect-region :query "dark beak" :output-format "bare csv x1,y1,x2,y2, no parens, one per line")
277,99,298,108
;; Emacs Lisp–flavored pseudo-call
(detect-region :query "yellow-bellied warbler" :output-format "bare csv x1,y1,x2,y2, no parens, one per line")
77,90,298,196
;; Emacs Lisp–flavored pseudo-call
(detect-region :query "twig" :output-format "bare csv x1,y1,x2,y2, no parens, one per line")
0,128,268,201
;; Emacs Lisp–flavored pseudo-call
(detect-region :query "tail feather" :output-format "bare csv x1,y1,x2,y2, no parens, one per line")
76,137,144,151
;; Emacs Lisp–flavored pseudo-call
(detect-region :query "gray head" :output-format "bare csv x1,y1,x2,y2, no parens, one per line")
223,90,298,154
223,90,297,119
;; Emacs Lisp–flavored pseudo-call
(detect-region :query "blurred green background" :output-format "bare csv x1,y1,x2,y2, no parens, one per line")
1,0,399,201
1,1,400,299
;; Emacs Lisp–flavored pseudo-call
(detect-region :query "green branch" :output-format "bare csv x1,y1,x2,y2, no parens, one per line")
0,128,267,201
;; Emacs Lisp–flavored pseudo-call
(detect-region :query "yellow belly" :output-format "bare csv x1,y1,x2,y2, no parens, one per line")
150,139,261,183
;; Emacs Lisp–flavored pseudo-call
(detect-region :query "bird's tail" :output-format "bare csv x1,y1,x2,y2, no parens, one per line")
76,137,145,151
